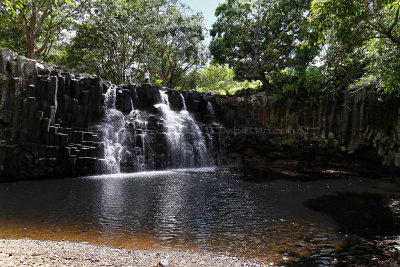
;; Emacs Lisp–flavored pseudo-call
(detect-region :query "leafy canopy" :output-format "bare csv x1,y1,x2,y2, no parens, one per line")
0,0,84,59
308,0,400,93
150,3,207,88
61,0,207,85
210,0,317,92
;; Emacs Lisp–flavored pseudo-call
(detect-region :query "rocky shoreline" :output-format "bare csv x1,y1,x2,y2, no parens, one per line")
0,239,266,266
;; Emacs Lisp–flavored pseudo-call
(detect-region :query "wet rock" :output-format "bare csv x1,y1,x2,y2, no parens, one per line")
87,76,103,122
79,90,89,106
166,89,184,111
136,84,161,111
56,133,69,147
70,131,84,144
122,89,133,113
75,157,107,176
116,87,134,113
130,86,139,108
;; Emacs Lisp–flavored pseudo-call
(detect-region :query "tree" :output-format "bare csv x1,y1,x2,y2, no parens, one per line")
150,4,207,88
0,6,25,55
196,64,235,94
308,0,400,48
2,0,23,14
0,0,83,59
62,0,207,85
179,64,263,95
210,0,316,91
308,0,400,93
63,0,156,83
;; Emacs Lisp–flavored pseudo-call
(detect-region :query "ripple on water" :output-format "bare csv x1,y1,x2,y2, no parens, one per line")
0,169,399,265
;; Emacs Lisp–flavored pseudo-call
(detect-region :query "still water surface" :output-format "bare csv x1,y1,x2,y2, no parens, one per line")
0,168,398,264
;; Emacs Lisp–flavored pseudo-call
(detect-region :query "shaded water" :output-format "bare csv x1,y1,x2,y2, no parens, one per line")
0,169,399,264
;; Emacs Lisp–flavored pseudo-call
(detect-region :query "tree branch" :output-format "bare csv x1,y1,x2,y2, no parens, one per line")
34,7,50,39
388,3,400,35
36,15,53,55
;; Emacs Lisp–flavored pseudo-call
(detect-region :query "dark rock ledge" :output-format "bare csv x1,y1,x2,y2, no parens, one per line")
1,49,400,181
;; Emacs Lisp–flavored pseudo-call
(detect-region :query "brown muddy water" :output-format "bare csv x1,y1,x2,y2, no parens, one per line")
0,168,399,265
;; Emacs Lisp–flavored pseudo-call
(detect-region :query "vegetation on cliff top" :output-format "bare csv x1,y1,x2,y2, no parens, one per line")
0,0,399,96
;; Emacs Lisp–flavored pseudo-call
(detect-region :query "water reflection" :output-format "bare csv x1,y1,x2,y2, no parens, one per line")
0,169,399,264
153,174,188,240
99,179,126,231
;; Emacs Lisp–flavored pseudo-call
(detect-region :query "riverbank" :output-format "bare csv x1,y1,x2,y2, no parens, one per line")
0,239,266,266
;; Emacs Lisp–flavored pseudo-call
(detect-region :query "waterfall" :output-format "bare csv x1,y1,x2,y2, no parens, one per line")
100,86,215,173
207,101,216,122
155,90,211,168
205,101,227,166
101,108,124,173
99,85,123,173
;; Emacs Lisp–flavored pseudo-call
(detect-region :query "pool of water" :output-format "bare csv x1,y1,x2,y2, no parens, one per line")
0,168,399,264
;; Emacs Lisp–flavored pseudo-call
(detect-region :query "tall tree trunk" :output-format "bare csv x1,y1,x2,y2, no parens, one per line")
259,72,272,92
26,39,37,59
122,34,126,83
160,74,166,87
169,73,174,89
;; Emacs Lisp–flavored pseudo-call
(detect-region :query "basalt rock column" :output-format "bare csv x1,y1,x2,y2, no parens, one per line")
0,49,109,180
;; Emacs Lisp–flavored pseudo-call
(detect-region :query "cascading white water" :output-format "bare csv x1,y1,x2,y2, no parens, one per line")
179,92,212,166
99,85,124,173
207,101,216,122
100,86,150,173
155,90,211,168
102,108,124,173
206,101,226,166
100,86,215,173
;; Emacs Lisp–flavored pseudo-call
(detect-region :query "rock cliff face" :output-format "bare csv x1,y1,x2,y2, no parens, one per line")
0,49,108,180
0,49,398,181
208,90,400,175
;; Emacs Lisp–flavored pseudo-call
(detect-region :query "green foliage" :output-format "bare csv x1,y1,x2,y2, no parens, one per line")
304,67,325,93
60,0,152,82
308,0,400,94
150,4,207,88
269,66,324,96
210,0,318,91
59,0,207,85
309,0,400,48
0,0,82,59
3,0,74,15
178,68,199,90
322,48,370,95
197,64,235,94
0,8,25,54
366,40,400,94
2,0,397,100
178,64,262,95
